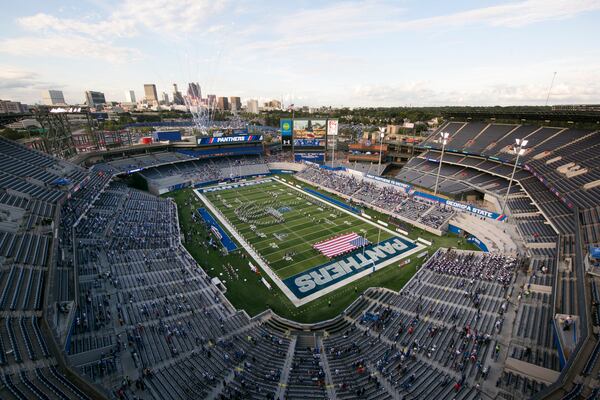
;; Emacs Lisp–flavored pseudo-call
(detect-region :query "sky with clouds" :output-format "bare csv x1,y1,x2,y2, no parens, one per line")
1,0,599,107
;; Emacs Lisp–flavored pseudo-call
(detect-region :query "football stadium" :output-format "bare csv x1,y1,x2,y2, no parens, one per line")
1,107,600,400
1,2,600,400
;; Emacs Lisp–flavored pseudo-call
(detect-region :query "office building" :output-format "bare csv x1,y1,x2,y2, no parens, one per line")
229,96,242,112
387,125,401,135
263,99,282,110
216,96,229,111
0,100,26,114
172,84,185,105
161,92,170,105
187,82,201,99
144,84,159,104
42,90,66,105
206,94,217,108
124,90,136,103
85,91,106,107
246,99,259,114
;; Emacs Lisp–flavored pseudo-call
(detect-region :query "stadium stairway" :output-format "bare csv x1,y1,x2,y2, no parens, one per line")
498,259,562,392
316,336,338,400
274,335,298,400
204,357,246,400
363,362,398,400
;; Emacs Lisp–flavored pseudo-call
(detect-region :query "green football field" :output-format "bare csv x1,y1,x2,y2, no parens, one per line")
203,179,394,280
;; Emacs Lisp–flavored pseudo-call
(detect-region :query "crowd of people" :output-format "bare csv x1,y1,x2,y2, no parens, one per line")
298,165,455,230
139,155,270,188
424,249,519,286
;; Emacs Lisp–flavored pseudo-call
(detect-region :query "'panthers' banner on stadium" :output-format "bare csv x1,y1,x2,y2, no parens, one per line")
283,236,417,299
197,135,263,145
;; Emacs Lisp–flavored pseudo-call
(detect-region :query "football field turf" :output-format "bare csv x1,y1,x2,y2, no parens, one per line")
203,179,394,280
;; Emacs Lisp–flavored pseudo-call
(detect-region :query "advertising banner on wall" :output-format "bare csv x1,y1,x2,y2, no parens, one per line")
311,119,327,138
413,190,507,221
365,174,412,192
197,135,263,145
467,235,489,252
327,119,339,136
154,131,182,141
294,152,325,163
280,119,293,147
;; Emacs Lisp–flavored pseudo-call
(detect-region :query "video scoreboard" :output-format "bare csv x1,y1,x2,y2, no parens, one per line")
280,119,338,163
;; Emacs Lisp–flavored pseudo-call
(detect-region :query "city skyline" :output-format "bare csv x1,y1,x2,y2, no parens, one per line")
1,0,600,107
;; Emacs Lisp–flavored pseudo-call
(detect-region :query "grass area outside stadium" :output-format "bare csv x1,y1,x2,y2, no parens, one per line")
166,174,479,323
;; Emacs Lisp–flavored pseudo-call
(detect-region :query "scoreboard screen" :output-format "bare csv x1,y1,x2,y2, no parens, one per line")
280,118,338,151
293,119,326,147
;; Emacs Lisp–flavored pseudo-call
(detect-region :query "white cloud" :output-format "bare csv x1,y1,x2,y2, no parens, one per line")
390,0,600,31
0,35,142,63
244,0,404,51
17,13,136,38
469,0,600,28
114,0,229,34
18,0,228,37
0,67,40,89
0,66,67,103
348,78,600,107
7,0,228,63
246,0,600,51
2,1,600,105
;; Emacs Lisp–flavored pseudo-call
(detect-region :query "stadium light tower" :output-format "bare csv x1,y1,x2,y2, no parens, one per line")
502,138,528,215
377,127,385,175
433,132,450,196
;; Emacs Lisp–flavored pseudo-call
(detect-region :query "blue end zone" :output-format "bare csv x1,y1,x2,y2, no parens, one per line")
197,208,238,252
303,188,362,214
283,236,417,299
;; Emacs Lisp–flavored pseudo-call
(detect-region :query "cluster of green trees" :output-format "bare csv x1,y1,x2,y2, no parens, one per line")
156,110,193,120
98,111,191,131
332,107,439,124
0,127,41,141
249,108,442,127
0,128,27,140
252,105,583,128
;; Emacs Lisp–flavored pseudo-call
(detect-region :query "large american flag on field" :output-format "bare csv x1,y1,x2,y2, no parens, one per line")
313,232,369,258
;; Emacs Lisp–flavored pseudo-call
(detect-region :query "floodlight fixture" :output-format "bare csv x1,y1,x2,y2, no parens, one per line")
502,138,532,215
